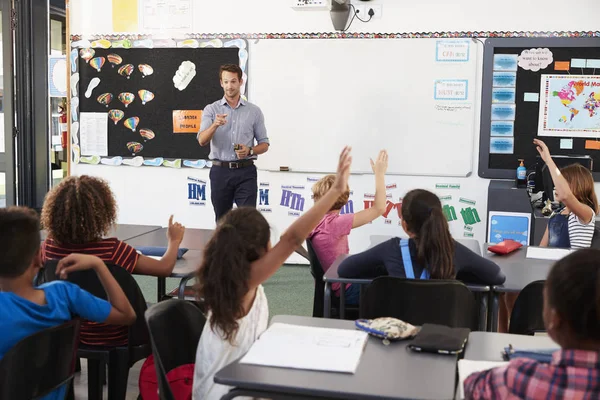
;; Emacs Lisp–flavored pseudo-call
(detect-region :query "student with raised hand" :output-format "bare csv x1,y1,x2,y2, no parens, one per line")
0,207,135,400
338,189,505,286
40,175,184,346
465,249,600,399
308,149,388,305
534,139,599,249
192,146,352,400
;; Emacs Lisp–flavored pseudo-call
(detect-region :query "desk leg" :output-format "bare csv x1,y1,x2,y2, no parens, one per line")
478,293,488,332
323,283,332,318
339,284,346,320
489,292,500,332
157,277,166,302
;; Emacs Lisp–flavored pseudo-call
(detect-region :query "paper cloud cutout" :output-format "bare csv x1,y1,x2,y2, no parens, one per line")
173,61,196,91
518,48,553,72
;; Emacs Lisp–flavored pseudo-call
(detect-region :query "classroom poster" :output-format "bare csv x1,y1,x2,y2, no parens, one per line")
538,75,600,138
487,211,531,245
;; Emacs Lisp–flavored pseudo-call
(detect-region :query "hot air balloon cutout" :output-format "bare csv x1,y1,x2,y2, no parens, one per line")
79,48,95,63
108,109,124,125
107,54,122,68
118,92,135,108
118,64,134,79
139,129,155,142
127,141,143,155
124,117,139,132
89,57,105,72
138,90,154,105
97,93,113,107
138,64,153,78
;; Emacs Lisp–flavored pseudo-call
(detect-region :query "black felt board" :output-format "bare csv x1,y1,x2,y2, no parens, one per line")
479,38,600,181
77,47,239,159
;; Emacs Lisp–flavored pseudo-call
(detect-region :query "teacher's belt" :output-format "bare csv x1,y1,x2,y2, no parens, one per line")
211,159,255,169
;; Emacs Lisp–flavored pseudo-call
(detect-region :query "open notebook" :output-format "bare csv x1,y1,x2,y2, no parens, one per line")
456,360,508,399
240,323,369,373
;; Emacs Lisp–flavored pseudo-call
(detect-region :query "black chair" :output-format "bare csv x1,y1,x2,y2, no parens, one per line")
306,239,358,319
509,280,545,335
40,260,151,400
360,276,479,330
0,320,80,400
145,299,207,400
590,220,600,249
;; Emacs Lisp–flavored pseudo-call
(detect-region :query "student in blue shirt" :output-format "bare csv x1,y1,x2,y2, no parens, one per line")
0,206,136,400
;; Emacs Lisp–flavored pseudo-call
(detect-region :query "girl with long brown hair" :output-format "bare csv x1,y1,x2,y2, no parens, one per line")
535,139,599,249
339,189,505,285
192,147,352,400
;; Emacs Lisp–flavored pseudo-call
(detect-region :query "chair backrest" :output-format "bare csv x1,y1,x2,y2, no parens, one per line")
590,220,600,249
145,300,206,400
0,319,80,400
509,280,546,335
42,260,149,347
360,276,478,330
306,239,326,317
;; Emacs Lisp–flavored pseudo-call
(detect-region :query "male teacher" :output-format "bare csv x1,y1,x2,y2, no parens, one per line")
197,64,270,221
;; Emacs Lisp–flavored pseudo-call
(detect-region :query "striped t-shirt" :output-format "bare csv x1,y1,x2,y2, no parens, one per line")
568,212,596,249
41,237,139,346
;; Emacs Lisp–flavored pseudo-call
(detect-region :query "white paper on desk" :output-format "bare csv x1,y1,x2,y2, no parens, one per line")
240,323,368,374
80,112,108,156
526,247,572,261
457,360,508,399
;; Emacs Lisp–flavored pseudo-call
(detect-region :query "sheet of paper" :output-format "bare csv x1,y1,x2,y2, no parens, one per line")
560,138,573,149
526,247,572,261
554,61,570,71
586,59,600,68
457,360,508,399
240,323,368,374
80,112,108,156
141,0,193,30
523,92,539,102
571,58,587,68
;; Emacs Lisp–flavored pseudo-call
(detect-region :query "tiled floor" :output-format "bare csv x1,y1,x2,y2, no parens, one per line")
74,359,144,400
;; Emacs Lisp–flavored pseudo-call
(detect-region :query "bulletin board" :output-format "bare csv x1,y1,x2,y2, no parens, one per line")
69,37,248,168
478,37,600,180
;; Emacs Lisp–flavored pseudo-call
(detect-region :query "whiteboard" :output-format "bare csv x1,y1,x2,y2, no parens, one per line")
249,39,478,176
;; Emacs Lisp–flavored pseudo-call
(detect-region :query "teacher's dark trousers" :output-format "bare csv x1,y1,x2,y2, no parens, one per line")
210,164,257,222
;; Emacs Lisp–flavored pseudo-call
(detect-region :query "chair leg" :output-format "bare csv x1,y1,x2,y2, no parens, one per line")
107,351,130,400
87,359,104,400
75,358,81,372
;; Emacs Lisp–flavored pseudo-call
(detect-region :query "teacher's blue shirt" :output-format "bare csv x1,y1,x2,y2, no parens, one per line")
198,97,269,162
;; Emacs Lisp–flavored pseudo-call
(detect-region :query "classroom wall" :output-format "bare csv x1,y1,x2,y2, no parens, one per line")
69,0,600,263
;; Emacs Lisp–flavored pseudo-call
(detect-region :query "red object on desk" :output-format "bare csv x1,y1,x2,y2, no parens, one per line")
488,240,523,255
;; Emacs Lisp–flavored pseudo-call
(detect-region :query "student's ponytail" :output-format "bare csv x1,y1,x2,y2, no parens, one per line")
417,206,455,279
401,189,455,279
196,208,271,344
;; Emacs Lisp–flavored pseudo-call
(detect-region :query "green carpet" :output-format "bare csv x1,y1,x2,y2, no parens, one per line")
134,264,314,318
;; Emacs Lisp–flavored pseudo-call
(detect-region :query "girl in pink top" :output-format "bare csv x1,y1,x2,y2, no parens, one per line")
308,150,389,304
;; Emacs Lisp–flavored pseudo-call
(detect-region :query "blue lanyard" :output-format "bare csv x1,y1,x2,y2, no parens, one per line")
399,239,430,280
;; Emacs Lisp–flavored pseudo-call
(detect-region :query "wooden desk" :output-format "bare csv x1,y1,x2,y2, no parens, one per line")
215,315,458,400
483,245,555,331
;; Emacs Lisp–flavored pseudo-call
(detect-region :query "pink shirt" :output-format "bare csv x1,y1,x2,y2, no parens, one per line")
309,212,354,295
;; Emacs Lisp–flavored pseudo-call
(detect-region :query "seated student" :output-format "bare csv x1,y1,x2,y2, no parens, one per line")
465,248,600,399
308,150,388,305
40,175,184,346
339,189,505,286
500,139,600,332
0,206,135,400
535,139,598,249
193,147,352,400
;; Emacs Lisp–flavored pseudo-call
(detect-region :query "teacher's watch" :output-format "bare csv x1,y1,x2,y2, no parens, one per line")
249,147,254,156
